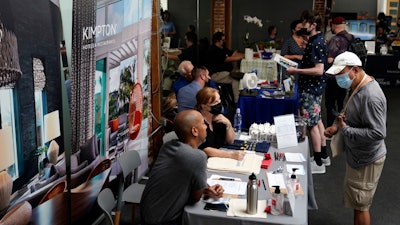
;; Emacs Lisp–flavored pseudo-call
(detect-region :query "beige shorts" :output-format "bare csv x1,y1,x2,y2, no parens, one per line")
343,156,385,211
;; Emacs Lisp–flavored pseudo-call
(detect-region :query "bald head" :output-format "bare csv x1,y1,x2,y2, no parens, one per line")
174,110,206,147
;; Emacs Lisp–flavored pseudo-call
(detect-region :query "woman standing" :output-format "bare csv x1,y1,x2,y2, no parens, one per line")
280,20,306,80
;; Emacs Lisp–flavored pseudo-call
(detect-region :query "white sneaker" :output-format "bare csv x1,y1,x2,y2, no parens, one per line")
311,160,326,174
322,156,331,166
311,156,331,167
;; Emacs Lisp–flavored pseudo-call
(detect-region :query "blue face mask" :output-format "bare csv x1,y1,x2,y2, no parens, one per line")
335,68,354,89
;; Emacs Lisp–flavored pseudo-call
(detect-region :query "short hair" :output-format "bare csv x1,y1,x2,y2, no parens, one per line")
212,32,224,43
188,25,196,33
177,61,193,75
191,66,207,80
268,25,277,34
185,31,198,44
301,10,323,31
195,87,218,110
174,110,203,142
290,19,302,31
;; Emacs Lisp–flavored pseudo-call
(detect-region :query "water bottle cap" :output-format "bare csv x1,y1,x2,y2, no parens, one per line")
249,172,257,180
236,108,241,113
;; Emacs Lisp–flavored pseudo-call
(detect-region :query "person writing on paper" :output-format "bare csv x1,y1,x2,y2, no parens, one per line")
141,110,224,225
324,51,386,225
195,87,245,160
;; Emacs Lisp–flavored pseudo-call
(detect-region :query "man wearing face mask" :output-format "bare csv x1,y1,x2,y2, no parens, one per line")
177,66,214,112
324,51,386,225
325,17,353,128
286,10,328,174
195,87,245,160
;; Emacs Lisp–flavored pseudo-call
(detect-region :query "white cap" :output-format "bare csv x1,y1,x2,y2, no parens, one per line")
325,51,362,75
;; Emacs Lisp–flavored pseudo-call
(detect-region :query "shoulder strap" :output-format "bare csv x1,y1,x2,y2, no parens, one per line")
342,74,367,114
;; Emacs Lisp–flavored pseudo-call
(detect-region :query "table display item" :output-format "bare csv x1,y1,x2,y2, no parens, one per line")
222,140,270,153
246,173,258,214
271,185,283,215
289,168,299,194
204,203,228,212
234,108,242,134
249,123,276,143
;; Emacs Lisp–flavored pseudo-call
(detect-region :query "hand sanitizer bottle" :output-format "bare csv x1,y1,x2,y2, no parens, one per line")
271,185,283,215
290,168,299,194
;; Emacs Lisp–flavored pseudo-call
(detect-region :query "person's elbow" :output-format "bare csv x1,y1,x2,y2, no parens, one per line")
190,189,204,203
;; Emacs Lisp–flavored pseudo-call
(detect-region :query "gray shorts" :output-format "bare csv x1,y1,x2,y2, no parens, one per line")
343,156,386,211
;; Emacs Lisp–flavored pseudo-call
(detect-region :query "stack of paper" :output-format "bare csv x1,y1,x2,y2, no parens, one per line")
207,153,264,175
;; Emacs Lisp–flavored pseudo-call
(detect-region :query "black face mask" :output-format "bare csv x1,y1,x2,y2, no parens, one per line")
209,103,222,115
296,28,311,36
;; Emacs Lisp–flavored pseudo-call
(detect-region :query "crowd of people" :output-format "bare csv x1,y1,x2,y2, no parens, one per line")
151,9,387,225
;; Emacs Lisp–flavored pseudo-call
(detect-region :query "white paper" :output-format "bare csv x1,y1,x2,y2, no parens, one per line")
273,114,298,149
284,152,306,163
238,134,251,141
203,196,231,204
207,176,247,196
266,172,287,190
364,41,375,54
227,199,267,218
273,54,298,69
207,154,264,175
283,78,291,92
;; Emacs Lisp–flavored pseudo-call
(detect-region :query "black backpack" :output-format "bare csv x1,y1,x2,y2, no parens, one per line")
344,36,368,67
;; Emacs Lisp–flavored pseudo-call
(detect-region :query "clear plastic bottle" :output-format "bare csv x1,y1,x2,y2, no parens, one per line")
290,168,300,194
246,173,258,214
234,108,242,135
271,185,283,215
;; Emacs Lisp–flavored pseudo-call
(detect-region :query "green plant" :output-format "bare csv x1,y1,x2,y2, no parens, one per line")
34,146,48,157
258,41,279,50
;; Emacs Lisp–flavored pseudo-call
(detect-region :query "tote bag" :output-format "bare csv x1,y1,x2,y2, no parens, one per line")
330,129,344,157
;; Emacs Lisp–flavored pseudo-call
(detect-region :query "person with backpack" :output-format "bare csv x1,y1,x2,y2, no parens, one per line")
325,16,352,127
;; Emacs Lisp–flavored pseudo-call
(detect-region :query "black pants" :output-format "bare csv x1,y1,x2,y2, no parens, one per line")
324,77,347,126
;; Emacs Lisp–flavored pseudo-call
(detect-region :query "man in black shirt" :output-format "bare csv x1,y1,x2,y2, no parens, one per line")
205,32,244,102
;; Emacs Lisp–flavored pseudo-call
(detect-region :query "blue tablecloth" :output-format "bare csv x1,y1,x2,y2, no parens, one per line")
238,86,299,129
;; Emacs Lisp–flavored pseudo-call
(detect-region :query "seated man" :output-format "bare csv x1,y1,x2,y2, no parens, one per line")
140,110,224,225
173,61,218,95
177,66,212,112
163,31,199,66
205,32,244,103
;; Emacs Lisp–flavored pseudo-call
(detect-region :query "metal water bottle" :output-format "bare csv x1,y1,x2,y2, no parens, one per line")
246,173,258,214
